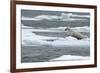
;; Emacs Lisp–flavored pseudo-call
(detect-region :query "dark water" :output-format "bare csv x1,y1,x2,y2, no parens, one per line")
32,31,90,38
22,20,90,28
21,45,90,63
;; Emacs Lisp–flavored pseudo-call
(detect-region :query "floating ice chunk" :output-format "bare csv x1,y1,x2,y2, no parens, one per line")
65,36,78,40
22,28,90,47
50,55,90,61
51,38,90,47
21,24,33,29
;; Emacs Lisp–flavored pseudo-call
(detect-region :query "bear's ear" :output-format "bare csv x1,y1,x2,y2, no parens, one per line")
65,27,70,31
65,27,68,31
65,28,67,31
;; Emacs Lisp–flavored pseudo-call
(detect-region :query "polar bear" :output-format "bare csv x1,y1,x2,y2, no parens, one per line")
65,27,88,40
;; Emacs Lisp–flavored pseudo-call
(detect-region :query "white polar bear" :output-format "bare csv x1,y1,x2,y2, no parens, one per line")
65,27,88,40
